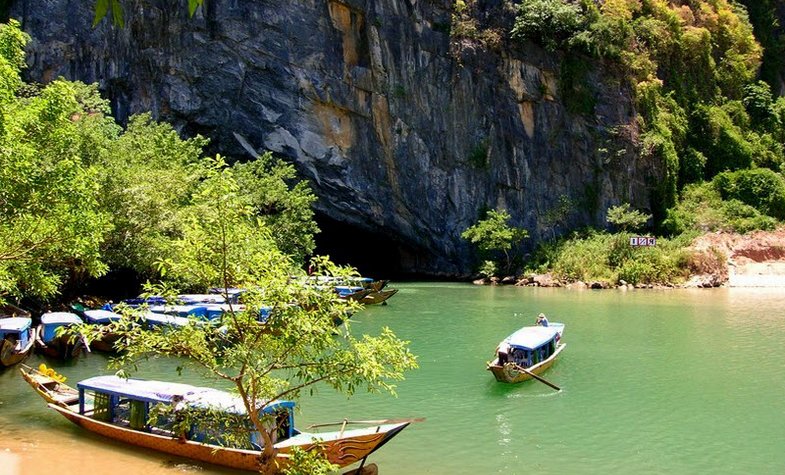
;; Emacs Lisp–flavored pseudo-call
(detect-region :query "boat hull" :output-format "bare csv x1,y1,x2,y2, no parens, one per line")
362,289,398,305
487,343,566,383
0,327,35,367
48,404,407,472
19,366,80,407
35,326,85,359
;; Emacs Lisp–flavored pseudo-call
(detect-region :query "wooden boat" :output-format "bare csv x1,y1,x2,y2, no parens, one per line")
0,316,36,367
361,289,399,305
486,323,566,383
35,312,88,359
82,309,124,352
19,364,79,407
21,370,411,472
335,286,373,302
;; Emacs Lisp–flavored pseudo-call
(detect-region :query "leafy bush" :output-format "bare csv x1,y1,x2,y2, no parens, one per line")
664,182,778,234
525,229,693,285
511,0,587,51
688,104,755,177
712,168,785,219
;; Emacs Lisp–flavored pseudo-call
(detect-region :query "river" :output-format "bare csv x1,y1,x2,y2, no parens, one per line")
2,283,784,474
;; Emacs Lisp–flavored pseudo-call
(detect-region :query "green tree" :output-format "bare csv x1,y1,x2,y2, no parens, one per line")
0,21,112,301
77,157,418,474
461,209,529,274
606,203,651,232
232,153,319,264
95,113,206,279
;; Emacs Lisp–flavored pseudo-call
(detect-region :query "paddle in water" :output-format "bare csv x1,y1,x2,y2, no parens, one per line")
513,364,561,391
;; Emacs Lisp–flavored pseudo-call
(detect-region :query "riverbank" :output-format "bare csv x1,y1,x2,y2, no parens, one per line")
690,227,785,288
476,227,785,289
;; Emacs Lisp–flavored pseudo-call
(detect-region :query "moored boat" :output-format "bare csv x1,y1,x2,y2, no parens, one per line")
0,316,36,367
82,309,123,352
35,312,88,359
361,289,399,305
20,368,412,472
486,322,566,383
19,364,79,407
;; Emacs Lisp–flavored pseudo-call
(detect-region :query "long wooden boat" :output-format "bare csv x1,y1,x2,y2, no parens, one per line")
35,312,88,359
486,322,566,383
20,368,411,472
361,289,399,305
1,316,36,367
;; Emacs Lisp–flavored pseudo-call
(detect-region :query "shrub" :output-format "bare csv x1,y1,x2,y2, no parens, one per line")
511,0,587,51
712,168,785,219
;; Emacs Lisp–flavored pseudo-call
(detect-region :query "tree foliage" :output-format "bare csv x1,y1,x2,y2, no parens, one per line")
606,203,651,232
0,21,112,301
0,20,325,302
93,0,204,27
462,209,529,274
75,170,417,472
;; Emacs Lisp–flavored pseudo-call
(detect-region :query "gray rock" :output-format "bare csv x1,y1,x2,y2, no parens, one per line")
9,0,662,276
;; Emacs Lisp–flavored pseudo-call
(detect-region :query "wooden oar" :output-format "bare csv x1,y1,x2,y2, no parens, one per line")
513,364,561,391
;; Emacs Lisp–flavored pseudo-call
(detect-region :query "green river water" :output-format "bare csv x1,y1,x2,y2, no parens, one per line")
2,283,784,474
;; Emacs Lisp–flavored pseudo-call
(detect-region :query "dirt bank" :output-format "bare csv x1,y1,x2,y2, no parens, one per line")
689,227,785,287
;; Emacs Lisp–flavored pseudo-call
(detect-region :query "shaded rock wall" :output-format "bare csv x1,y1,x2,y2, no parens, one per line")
9,0,662,276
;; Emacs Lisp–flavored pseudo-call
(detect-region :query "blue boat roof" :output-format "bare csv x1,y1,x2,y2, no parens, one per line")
179,294,227,304
141,311,191,327
41,312,82,326
208,287,246,296
0,317,32,331
504,325,563,350
77,375,295,414
149,304,208,315
83,309,122,324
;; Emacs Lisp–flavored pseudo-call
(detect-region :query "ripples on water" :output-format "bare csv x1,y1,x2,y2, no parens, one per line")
2,284,785,474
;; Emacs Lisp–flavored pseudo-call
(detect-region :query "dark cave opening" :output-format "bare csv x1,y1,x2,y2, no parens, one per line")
313,213,424,281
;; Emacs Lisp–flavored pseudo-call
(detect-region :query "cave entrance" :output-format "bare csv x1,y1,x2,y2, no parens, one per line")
313,213,416,280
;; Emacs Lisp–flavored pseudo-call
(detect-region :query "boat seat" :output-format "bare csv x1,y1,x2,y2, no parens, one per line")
59,395,80,405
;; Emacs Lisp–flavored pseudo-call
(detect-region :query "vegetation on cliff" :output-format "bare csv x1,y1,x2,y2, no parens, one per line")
462,1,785,286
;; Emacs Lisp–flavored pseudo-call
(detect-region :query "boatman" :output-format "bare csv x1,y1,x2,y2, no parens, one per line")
535,313,549,327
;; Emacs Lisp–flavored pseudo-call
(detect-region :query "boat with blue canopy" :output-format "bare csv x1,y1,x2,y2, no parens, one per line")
20,368,413,472
82,310,123,352
148,304,209,320
140,311,193,329
1,316,36,367
35,312,88,359
83,309,122,325
487,322,566,383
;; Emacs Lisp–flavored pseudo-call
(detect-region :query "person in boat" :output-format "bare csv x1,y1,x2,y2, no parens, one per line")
497,341,510,364
535,313,549,327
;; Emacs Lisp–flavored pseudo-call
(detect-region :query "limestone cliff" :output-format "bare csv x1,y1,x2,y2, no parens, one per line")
8,0,662,276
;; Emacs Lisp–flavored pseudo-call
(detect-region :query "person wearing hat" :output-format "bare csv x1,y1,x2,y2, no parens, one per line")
535,313,549,327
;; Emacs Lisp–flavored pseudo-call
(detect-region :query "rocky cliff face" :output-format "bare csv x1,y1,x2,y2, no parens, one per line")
9,0,661,276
